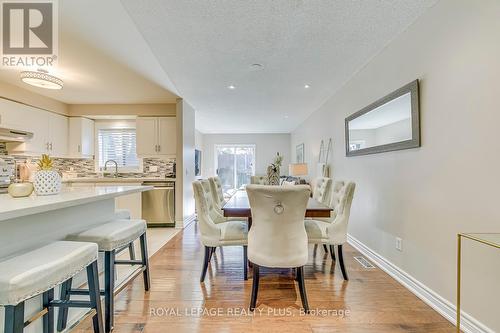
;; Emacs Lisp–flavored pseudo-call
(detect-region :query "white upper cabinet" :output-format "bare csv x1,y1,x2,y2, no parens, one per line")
68,117,94,158
136,117,176,156
136,117,158,156
47,112,68,157
2,98,69,157
157,117,177,155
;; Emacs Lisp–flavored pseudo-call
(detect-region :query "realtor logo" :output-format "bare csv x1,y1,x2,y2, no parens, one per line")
1,0,58,67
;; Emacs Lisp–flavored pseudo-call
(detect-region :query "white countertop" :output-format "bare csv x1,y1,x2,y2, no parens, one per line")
0,185,153,221
62,177,175,183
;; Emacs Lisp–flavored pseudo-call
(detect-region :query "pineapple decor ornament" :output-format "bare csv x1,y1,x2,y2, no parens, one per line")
33,154,62,195
267,152,283,185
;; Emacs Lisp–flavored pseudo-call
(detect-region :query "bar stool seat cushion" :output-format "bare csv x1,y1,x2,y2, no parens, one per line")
66,219,147,251
0,241,98,305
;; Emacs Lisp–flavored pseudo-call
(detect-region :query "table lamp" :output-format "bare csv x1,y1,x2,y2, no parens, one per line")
289,163,308,183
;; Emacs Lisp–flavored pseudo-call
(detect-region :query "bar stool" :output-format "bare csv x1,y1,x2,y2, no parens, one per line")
61,219,150,333
113,209,136,259
0,241,103,333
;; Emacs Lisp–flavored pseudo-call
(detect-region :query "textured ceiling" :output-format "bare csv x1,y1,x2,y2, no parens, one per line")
121,0,437,133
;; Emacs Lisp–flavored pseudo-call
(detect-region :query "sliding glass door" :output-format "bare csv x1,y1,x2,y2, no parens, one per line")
215,144,255,195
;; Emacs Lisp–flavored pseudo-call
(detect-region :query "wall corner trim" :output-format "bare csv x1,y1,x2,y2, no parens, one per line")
347,234,493,333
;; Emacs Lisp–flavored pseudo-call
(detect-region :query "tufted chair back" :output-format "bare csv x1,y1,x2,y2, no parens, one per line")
250,175,269,185
313,177,333,205
326,181,356,244
193,181,221,246
200,179,226,223
246,185,310,268
209,177,225,209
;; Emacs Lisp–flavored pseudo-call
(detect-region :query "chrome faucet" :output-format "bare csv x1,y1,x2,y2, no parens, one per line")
104,160,118,178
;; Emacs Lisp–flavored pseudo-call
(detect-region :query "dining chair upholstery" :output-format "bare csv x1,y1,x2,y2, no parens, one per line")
313,177,333,205
305,181,356,280
200,179,228,224
208,177,226,210
250,175,269,185
192,181,248,282
246,184,311,312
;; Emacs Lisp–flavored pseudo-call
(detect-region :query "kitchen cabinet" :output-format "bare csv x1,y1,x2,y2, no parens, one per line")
69,117,94,158
3,98,69,157
136,117,176,156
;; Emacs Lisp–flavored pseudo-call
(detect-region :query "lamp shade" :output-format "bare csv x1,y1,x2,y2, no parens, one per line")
289,163,308,176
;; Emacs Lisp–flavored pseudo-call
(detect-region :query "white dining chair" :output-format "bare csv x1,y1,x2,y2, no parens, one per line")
208,176,226,210
305,181,356,280
200,179,229,224
246,184,311,312
312,177,333,205
193,181,248,282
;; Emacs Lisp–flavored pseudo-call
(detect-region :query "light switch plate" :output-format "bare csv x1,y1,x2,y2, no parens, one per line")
149,166,159,172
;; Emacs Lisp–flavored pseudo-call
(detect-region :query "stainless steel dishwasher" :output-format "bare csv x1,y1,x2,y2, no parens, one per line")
141,181,175,227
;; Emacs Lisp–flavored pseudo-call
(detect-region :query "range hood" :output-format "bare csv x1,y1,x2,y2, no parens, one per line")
0,127,34,142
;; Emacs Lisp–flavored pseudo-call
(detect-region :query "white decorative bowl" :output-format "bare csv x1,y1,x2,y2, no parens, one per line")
8,182,34,197
33,170,61,195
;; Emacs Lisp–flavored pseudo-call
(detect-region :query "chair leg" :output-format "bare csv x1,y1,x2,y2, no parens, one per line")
139,233,151,291
86,260,104,333
200,246,211,282
249,264,260,311
338,245,349,280
329,245,336,261
322,244,328,253
128,242,136,260
4,302,24,333
57,278,72,331
243,245,248,280
296,266,310,313
104,251,116,333
42,288,54,333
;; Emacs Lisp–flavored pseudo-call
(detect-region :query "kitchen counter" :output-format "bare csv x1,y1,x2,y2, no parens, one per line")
0,185,153,221
0,185,153,332
62,177,176,183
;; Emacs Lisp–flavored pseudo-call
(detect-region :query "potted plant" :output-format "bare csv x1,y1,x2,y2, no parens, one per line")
267,152,283,185
33,154,61,195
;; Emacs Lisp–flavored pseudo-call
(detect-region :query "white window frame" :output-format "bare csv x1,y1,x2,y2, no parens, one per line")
94,120,143,173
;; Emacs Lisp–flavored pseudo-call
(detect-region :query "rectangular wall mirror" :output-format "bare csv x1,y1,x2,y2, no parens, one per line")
345,80,420,157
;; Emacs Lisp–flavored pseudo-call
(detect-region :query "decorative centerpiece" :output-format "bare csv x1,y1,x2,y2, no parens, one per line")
33,154,61,195
267,152,283,185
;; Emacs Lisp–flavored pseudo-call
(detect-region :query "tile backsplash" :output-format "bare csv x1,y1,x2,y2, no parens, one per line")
0,142,175,179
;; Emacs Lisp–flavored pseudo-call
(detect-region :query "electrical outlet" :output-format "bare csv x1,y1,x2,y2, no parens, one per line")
396,237,403,252
149,166,159,172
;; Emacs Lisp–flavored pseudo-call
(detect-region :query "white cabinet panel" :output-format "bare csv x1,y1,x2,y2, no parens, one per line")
69,117,94,158
48,112,68,157
158,117,176,155
136,117,158,156
136,116,176,156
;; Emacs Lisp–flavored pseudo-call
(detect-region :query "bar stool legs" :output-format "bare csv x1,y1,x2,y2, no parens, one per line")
3,260,103,333
139,233,151,291
57,278,72,331
104,250,116,333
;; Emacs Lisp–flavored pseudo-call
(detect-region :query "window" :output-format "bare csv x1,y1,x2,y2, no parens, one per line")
97,128,139,170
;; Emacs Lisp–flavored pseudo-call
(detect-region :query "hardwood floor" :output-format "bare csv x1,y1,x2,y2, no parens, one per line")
75,221,455,333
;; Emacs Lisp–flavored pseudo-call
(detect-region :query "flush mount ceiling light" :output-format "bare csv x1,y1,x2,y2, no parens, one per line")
304,84,310,89
228,85,236,90
20,70,63,90
250,63,264,71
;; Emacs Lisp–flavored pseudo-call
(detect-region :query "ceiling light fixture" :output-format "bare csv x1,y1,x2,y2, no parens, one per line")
228,85,236,90
20,69,63,90
304,84,310,89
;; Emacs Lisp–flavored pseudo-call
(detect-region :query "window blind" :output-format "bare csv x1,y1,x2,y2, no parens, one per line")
98,128,139,169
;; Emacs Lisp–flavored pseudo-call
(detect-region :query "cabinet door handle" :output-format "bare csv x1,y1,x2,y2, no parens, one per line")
46,142,49,151
158,144,161,152
50,143,53,151
78,144,81,153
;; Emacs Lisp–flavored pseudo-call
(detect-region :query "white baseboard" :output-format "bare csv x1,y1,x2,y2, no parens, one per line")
347,234,493,333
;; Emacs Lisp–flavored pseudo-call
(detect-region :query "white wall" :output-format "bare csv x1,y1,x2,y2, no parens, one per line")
175,99,196,226
201,133,290,177
291,0,500,330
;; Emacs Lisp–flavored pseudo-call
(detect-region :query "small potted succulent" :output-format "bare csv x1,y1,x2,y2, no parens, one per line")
33,154,61,195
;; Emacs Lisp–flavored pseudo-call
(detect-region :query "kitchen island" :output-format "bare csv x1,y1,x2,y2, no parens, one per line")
0,185,153,333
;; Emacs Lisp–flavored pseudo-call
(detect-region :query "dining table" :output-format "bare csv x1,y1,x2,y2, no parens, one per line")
222,189,332,227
